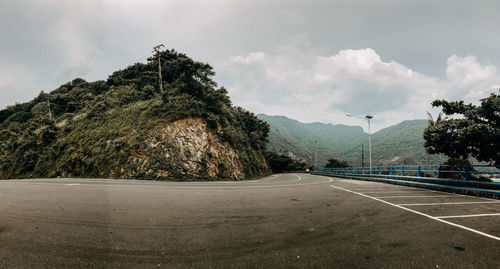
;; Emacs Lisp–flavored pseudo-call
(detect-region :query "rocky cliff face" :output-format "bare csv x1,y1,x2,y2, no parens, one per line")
133,118,245,179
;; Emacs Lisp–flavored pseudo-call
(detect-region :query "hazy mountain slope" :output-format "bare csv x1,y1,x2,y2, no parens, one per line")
266,124,313,162
370,120,445,165
258,114,446,166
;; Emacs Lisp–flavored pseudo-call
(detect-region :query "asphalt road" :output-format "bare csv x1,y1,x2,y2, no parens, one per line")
0,174,499,268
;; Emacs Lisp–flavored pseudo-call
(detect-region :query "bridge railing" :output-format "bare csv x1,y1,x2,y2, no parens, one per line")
313,164,500,181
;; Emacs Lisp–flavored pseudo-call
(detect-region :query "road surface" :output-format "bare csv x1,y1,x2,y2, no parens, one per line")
0,174,499,268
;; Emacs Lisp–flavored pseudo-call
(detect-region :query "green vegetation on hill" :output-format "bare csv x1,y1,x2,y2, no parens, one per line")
258,114,446,166
0,48,270,180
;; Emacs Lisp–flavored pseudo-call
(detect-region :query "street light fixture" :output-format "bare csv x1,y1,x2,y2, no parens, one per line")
346,114,373,174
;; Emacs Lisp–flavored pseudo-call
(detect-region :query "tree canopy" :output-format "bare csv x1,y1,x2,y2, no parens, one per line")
325,158,350,168
423,91,500,165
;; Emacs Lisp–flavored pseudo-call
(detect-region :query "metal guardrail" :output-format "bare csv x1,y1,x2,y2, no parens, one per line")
314,164,500,181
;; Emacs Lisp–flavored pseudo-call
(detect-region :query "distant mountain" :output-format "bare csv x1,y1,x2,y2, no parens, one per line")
257,114,446,166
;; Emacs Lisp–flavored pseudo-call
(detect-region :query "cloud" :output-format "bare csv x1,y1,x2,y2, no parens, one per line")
280,10,306,26
230,52,266,65
1,0,500,132
446,55,499,101
221,47,500,132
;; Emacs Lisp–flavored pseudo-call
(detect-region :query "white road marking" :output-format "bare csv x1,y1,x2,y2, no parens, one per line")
338,180,365,185
65,183,81,186
373,195,454,198
295,175,302,181
329,185,500,242
348,188,410,191
436,213,500,219
361,190,428,194
399,201,500,206
0,178,332,189
333,178,498,201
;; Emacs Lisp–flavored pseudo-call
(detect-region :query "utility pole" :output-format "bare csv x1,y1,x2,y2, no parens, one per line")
153,44,165,93
313,140,318,168
47,97,52,120
367,115,372,173
361,143,364,168
346,113,373,174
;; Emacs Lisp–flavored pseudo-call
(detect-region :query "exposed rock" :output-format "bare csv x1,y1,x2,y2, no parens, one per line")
133,118,244,179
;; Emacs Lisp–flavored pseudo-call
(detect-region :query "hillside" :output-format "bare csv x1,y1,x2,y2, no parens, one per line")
0,49,270,180
257,114,446,166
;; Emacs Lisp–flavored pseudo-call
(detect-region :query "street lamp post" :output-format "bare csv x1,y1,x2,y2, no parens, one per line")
313,140,317,168
346,114,373,174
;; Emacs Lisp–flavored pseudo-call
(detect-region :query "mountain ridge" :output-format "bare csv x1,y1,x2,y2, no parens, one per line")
257,114,446,166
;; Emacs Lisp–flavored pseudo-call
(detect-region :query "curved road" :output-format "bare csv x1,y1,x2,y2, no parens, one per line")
0,174,499,268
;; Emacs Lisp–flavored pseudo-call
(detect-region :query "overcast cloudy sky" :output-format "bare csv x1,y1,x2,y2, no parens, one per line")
1,0,500,131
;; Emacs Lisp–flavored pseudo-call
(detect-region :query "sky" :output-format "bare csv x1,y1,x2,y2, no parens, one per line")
1,0,500,132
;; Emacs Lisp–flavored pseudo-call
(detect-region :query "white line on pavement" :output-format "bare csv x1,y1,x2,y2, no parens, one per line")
329,184,500,242
338,180,365,185
347,188,411,191
398,201,500,206
361,190,429,194
373,195,454,198
436,213,500,219
1,178,332,189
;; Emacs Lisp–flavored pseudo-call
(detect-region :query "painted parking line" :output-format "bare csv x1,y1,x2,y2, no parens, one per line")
398,201,500,206
348,187,420,191
373,195,454,198
436,213,500,219
332,178,499,201
361,190,429,194
329,184,500,241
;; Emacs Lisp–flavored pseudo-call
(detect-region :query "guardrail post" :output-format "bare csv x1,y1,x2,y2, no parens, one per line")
355,167,358,174
437,165,441,178
465,165,470,180
363,167,365,175
417,165,421,177
379,166,382,175
401,165,405,176
389,166,392,175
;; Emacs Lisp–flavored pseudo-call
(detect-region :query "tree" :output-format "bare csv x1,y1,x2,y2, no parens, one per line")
264,152,294,173
426,111,445,127
424,91,500,165
325,158,350,168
